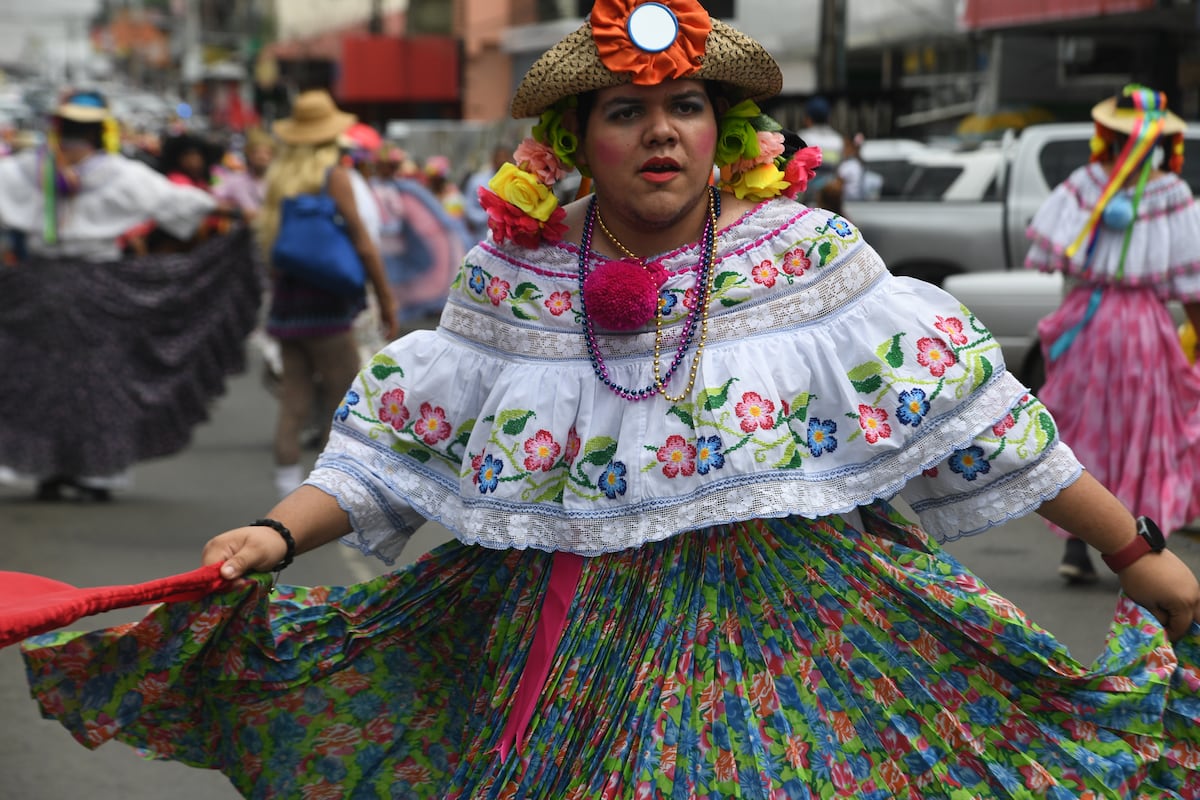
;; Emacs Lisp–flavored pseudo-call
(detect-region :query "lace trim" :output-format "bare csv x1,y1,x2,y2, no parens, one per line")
909,442,1081,543
306,462,423,565
311,372,1030,556
440,243,886,360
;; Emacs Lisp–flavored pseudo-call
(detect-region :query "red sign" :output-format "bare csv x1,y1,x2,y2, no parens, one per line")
338,36,460,103
959,0,1157,30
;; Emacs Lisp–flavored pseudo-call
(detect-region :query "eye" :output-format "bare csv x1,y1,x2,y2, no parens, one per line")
607,105,642,122
675,99,706,115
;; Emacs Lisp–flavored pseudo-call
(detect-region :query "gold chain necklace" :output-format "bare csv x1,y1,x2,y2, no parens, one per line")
594,193,717,403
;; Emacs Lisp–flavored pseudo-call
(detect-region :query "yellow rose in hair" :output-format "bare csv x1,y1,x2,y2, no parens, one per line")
488,163,559,222
723,163,789,202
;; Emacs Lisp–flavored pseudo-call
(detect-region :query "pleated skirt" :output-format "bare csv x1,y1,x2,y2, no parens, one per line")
0,228,262,478
1037,283,1200,535
21,502,1200,799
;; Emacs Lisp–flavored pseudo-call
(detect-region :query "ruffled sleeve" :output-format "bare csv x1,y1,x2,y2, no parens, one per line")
309,199,1080,558
1025,164,1200,301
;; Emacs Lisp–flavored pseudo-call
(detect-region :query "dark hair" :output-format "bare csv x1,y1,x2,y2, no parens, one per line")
159,133,221,177
56,118,103,149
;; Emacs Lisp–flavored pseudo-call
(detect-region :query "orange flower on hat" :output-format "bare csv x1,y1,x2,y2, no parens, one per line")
592,0,711,86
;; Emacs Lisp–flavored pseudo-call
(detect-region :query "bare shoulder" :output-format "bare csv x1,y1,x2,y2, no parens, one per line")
717,194,762,226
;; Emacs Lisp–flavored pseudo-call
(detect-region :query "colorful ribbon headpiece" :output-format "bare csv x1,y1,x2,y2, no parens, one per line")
1065,85,1167,266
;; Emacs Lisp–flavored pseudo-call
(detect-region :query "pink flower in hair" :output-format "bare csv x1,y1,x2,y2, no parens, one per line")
782,146,823,199
513,137,569,185
731,131,786,173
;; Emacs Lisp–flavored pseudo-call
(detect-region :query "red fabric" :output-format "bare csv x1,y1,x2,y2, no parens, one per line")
0,564,229,648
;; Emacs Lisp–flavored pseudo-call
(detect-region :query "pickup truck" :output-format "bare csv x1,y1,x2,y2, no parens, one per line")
852,122,1200,390
842,122,1103,287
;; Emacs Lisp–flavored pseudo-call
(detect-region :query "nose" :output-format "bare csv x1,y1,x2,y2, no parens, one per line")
643,107,678,147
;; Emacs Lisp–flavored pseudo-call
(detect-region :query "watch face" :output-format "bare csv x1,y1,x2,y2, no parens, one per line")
1137,516,1166,550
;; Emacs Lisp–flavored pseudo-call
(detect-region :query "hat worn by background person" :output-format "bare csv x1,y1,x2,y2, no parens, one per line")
272,89,356,146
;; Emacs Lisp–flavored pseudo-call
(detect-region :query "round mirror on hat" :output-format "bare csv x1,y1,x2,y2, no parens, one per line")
627,2,680,53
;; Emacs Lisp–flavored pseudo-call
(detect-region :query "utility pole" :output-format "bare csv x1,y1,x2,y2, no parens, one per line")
817,0,846,94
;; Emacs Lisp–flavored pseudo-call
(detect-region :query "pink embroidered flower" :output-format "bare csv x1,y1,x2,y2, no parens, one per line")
683,286,699,311
564,427,581,464
513,137,569,185
782,146,822,199
934,315,969,346
656,434,697,478
735,391,776,432
523,429,561,472
751,259,779,287
731,131,786,173
992,413,1016,437
781,247,810,276
378,388,410,431
545,290,572,316
916,337,957,377
470,450,486,484
486,276,510,306
857,404,892,444
414,402,451,445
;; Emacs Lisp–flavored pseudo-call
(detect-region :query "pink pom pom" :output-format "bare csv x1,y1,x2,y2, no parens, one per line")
583,259,663,331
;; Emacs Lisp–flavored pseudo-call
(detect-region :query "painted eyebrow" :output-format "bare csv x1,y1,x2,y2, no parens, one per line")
600,90,709,110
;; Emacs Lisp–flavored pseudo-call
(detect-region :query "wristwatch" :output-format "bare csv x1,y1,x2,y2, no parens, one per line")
1101,516,1166,572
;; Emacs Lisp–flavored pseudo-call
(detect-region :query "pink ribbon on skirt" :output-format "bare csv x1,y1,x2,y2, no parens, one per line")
493,551,584,762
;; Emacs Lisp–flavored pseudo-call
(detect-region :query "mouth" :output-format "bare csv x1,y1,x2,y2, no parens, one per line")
639,157,681,183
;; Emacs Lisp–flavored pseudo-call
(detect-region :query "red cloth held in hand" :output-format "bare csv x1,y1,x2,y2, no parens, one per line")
0,564,229,649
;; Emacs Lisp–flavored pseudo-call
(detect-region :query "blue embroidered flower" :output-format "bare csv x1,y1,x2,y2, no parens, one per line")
695,435,725,474
598,460,627,498
895,388,929,427
468,265,486,294
477,454,503,493
830,217,852,237
658,291,678,315
948,445,991,481
334,389,360,421
807,418,838,456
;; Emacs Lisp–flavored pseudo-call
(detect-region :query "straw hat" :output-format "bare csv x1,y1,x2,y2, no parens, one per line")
273,90,356,145
54,90,111,123
510,0,783,119
1091,85,1186,136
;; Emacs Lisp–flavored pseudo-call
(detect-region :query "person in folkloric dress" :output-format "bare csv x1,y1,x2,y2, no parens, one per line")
14,10,1200,799
1025,84,1200,584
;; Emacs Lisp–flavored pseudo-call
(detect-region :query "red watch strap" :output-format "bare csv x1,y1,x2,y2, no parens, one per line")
1101,535,1152,572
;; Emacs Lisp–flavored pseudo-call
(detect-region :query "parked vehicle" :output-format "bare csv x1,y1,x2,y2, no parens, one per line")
933,124,1200,390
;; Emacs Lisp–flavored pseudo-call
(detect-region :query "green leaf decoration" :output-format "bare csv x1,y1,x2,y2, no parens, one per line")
1037,411,1057,445
393,442,432,463
719,297,745,308
698,377,737,411
667,405,696,429
580,436,618,466
847,362,882,382
715,271,742,290
775,443,805,469
452,418,476,448
511,305,538,321
851,375,883,395
878,334,906,368
789,391,810,422
752,113,783,132
531,481,566,504
817,240,833,266
371,364,405,381
513,281,539,299
496,409,536,436
974,356,994,389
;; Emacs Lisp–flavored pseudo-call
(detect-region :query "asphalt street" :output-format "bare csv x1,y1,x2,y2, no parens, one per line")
3,355,1199,799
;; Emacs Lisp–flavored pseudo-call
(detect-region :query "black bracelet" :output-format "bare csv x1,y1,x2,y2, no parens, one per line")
252,518,295,572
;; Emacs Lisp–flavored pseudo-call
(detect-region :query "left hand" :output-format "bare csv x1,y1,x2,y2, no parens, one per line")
1117,550,1200,641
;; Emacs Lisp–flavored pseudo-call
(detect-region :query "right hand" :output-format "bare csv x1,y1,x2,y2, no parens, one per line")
1117,550,1200,641
202,525,288,580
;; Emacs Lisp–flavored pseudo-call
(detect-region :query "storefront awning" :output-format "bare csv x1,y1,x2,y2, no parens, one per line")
958,0,1156,31
338,35,460,104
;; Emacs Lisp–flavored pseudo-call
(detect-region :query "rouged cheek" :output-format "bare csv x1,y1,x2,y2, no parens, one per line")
592,139,625,168
695,129,717,159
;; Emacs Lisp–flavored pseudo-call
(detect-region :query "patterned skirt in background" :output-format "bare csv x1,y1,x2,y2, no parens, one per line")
1037,284,1200,536
0,228,262,478
21,502,1200,799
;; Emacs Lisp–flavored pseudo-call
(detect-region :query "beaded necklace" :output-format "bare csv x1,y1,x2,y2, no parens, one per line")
578,186,720,402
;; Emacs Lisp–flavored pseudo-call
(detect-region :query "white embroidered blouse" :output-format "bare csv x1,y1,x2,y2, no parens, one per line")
309,198,1081,561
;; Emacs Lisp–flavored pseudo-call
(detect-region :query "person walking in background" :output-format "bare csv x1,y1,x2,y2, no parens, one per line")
462,142,513,242
0,89,260,501
213,126,274,222
255,89,398,499
838,131,882,201
1025,84,1200,583
424,154,467,219
371,142,466,325
12,9,1200,798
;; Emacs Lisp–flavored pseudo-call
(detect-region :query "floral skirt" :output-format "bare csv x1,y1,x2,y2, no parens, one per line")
21,502,1200,799
1038,284,1200,535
